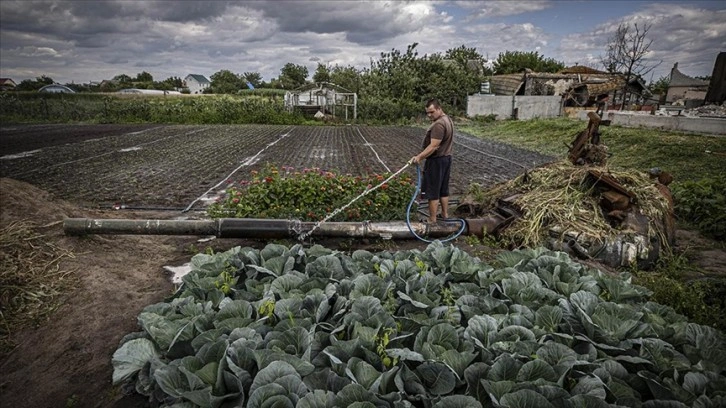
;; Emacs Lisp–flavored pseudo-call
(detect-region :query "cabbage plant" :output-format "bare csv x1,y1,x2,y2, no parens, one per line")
113,242,726,407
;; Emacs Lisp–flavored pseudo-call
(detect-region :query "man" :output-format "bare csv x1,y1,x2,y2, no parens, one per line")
411,98,454,223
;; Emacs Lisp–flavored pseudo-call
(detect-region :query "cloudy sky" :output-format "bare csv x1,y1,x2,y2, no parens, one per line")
1,0,724,85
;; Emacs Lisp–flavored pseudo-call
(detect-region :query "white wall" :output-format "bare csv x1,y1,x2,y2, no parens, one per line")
467,95,562,120
574,110,726,136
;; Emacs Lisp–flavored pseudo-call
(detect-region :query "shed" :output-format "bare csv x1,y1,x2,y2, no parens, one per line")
284,82,357,120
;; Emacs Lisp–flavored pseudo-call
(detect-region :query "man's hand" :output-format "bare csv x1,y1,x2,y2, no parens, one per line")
411,155,420,164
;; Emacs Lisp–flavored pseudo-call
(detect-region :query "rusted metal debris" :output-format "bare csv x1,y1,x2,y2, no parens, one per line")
456,115,678,269
568,111,610,165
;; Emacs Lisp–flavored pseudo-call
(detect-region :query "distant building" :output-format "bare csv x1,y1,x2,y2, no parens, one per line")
489,67,647,107
184,74,211,94
666,62,709,104
38,84,75,93
284,82,357,120
0,78,17,91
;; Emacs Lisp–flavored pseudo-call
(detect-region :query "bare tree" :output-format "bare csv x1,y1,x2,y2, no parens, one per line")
601,22,661,109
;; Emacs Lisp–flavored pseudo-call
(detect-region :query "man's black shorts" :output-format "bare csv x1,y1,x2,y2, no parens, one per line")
422,155,451,200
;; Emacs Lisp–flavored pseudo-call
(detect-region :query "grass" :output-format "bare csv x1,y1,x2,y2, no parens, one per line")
458,117,726,183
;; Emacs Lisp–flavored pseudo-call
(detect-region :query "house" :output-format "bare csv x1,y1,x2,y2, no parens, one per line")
489,67,647,108
38,84,75,93
0,78,17,91
666,63,709,105
184,74,211,94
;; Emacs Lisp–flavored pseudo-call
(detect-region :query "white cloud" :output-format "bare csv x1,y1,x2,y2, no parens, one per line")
456,0,553,19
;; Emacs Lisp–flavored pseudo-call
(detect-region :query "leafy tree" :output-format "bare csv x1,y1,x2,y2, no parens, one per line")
601,22,660,108
278,63,309,89
16,75,55,91
113,74,133,84
330,65,360,93
312,63,331,84
210,69,244,94
445,44,491,76
243,72,263,88
493,50,564,74
136,71,153,82
649,75,669,95
163,76,184,89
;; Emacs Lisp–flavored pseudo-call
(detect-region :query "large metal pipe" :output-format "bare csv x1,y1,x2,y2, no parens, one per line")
63,218,476,239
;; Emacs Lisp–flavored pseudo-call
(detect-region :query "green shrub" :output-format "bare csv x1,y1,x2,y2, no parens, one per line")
672,176,726,240
633,272,726,331
207,164,416,222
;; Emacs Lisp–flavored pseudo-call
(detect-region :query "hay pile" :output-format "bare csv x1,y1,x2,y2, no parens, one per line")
0,221,77,352
473,160,672,254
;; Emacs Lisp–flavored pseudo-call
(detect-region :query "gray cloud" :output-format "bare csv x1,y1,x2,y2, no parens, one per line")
456,0,553,19
558,3,725,79
0,1,721,85
239,1,439,45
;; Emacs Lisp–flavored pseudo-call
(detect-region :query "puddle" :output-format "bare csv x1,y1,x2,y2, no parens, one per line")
163,262,193,284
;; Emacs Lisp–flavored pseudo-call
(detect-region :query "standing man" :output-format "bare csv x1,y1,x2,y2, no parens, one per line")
411,98,454,223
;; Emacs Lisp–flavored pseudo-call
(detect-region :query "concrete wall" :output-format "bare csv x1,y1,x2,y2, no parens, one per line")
467,95,513,119
514,96,563,120
574,110,726,136
467,94,562,120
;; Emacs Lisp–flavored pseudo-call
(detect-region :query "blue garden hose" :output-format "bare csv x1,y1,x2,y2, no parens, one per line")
406,163,466,243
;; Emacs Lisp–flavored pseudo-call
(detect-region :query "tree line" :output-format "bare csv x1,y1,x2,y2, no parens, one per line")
12,21,671,116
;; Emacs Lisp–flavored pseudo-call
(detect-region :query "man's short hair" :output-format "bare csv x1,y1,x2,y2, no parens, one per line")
426,98,441,109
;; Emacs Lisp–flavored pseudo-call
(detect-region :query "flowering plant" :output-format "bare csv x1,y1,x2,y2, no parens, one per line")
207,164,416,222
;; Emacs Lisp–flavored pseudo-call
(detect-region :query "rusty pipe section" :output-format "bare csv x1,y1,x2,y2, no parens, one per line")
63,218,487,239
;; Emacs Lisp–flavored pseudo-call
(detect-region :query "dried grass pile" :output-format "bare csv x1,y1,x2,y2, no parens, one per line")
475,160,672,253
0,221,77,353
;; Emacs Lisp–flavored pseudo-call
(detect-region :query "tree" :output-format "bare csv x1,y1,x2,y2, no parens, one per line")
278,63,309,89
113,74,132,84
243,72,263,88
445,44,491,76
493,51,564,74
330,65,360,93
312,63,331,84
601,22,660,109
16,75,55,91
648,75,669,95
136,71,153,82
210,69,244,94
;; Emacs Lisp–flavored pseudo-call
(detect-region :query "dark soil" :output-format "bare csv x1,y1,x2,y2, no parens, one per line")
0,124,721,408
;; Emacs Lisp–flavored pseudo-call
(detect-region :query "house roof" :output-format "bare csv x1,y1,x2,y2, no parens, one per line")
490,73,525,95
489,70,647,96
559,66,608,75
669,63,709,87
0,78,17,87
186,74,210,84
290,82,354,94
